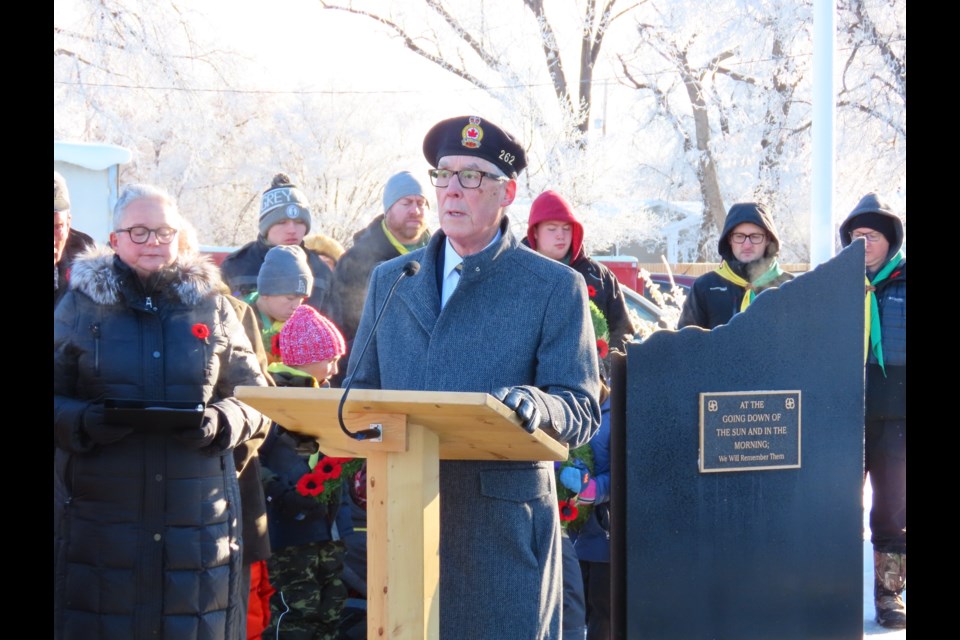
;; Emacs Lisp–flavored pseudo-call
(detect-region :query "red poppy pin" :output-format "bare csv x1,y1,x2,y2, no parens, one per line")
587,285,597,298
597,338,609,359
271,333,282,356
192,323,210,340
558,499,579,522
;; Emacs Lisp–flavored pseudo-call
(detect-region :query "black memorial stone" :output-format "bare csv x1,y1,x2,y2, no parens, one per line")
611,242,866,640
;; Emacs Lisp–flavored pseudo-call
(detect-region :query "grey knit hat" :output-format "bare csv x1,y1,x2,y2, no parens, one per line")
259,173,312,239
257,245,314,296
383,171,426,213
54,171,70,211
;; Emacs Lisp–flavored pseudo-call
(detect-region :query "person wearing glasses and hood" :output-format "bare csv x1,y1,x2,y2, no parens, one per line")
678,202,794,329
839,192,907,629
54,183,272,639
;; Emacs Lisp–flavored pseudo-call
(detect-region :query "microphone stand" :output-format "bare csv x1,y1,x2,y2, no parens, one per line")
337,261,420,440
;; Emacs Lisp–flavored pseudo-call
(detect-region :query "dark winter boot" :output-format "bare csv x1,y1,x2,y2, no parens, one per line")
873,550,906,629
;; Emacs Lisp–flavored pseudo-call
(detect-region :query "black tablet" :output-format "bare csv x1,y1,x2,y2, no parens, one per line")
103,398,205,431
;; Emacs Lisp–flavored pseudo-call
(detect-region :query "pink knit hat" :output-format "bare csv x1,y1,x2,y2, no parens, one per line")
279,305,346,367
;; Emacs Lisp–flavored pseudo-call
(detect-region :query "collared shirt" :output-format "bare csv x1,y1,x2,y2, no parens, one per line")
440,229,502,309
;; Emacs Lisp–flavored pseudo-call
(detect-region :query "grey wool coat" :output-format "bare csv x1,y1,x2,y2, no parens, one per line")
54,247,270,640
346,216,601,639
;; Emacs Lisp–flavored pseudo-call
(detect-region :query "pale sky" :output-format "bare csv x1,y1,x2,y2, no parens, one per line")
201,0,500,112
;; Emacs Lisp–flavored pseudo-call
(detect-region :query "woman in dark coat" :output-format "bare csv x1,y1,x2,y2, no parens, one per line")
54,183,271,640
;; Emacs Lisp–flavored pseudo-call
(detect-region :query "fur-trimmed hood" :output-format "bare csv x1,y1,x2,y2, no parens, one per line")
69,245,224,307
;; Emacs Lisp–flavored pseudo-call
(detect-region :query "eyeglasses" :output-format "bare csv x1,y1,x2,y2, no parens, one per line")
851,231,885,244
729,232,767,245
428,168,507,189
116,226,178,244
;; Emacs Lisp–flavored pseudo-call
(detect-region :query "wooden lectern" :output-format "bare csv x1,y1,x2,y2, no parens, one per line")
235,386,568,640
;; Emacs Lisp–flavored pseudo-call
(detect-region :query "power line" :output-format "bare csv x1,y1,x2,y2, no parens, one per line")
52,38,904,98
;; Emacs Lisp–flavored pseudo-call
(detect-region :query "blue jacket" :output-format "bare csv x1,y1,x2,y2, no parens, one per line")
573,399,612,563
258,368,354,550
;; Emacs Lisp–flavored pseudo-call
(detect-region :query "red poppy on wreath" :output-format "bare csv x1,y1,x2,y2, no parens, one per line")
597,338,609,359
314,456,344,480
191,323,210,340
558,499,579,522
296,470,326,497
271,333,282,356
587,285,597,298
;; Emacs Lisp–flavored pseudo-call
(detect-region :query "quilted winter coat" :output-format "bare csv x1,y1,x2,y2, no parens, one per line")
53,248,270,640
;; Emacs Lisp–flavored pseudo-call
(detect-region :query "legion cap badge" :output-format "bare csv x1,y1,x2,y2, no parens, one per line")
461,116,484,149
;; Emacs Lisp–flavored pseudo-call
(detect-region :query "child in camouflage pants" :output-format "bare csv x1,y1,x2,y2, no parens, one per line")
259,305,355,639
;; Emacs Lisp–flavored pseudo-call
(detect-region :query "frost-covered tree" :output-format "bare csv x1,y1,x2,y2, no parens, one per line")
315,0,668,255
54,0,285,244
616,0,816,261
54,0,903,259
834,0,905,216
615,0,904,261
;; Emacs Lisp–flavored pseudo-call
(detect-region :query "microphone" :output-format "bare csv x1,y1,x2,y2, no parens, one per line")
337,260,420,440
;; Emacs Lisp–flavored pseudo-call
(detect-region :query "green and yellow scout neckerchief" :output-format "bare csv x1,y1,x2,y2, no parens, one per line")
863,250,904,377
715,259,785,313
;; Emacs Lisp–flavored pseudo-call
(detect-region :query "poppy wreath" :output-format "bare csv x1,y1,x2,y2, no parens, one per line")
296,455,365,505
589,300,610,361
554,443,596,532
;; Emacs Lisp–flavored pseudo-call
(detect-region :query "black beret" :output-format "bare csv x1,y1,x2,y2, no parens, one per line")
422,115,527,178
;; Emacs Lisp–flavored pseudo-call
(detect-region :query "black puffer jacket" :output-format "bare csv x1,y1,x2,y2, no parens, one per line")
220,237,334,315
54,248,270,640
678,203,795,329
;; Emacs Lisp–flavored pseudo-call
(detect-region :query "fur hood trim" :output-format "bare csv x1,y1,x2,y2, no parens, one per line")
69,246,224,306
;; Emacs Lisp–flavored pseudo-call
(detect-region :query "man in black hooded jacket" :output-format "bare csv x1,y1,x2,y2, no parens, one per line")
678,202,794,329
839,192,907,629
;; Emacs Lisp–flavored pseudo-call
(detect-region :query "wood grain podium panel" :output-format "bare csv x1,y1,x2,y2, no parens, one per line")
235,386,568,461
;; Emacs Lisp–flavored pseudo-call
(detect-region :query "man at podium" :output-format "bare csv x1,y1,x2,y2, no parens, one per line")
345,115,602,639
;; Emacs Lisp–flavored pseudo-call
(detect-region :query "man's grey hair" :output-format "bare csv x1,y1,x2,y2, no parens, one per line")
113,183,181,230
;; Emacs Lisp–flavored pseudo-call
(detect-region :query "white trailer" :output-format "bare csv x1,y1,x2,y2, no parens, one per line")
54,141,133,244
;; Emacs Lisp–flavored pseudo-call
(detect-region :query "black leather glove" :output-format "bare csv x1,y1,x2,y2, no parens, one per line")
276,425,320,455
492,387,548,434
81,402,133,445
279,490,323,521
174,407,220,449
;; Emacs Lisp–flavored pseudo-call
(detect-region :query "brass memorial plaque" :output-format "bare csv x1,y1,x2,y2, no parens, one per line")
699,390,801,473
